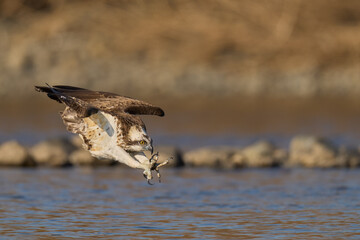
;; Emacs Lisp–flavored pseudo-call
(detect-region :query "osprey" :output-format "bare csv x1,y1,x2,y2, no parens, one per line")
35,84,169,184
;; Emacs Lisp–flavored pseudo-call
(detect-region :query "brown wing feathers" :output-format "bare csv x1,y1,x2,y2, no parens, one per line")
124,105,164,116
35,85,99,118
35,85,165,117
34,85,63,103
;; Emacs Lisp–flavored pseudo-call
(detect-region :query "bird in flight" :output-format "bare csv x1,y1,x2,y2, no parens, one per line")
35,84,169,184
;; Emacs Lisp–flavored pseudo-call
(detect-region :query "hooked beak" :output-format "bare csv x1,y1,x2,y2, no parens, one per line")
149,139,154,154
146,144,153,154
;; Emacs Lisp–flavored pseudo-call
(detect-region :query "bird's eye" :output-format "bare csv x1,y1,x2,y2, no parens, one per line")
139,140,145,145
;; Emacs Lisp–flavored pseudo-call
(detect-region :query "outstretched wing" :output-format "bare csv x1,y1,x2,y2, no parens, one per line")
35,84,168,178
35,85,99,118
35,85,164,117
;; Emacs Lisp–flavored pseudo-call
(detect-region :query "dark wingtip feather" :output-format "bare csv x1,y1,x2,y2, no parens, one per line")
34,85,49,92
125,106,165,117
53,85,88,91
157,108,165,117
35,85,62,103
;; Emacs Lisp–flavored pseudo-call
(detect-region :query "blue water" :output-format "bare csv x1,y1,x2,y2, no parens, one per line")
0,168,359,239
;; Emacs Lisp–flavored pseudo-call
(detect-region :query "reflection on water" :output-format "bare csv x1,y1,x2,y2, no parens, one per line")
0,168,359,239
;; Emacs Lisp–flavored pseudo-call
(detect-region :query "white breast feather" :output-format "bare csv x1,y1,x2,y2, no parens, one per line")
80,111,144,169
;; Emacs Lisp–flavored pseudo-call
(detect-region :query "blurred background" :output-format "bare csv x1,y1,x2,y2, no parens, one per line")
0,0,360,148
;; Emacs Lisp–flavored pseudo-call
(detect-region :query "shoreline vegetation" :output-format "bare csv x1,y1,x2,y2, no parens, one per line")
0,1,359,99
1,135,359,169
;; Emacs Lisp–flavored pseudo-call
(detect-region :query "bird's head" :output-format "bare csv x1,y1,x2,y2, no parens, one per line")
126,126,153,153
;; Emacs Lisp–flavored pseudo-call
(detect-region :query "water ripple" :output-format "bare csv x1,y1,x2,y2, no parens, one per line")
0,168,359,239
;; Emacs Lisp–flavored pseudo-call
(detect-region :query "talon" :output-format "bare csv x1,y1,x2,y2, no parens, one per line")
149,152,159,162
147,179,154,185
155,159,170,170
156,169,161,183
146,156,171,184
154,158,171,183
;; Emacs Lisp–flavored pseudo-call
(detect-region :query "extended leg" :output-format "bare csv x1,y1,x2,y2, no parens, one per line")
154,157,171,183
149,152,159,163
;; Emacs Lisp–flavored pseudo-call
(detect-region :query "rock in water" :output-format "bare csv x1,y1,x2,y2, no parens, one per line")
69,149,116,166
70,135,84,149
337,146,360,168
288,135,356,168
184,147,245,168
241,141,287,167
183,142,285,169
0,141,35,166
30,138,76,167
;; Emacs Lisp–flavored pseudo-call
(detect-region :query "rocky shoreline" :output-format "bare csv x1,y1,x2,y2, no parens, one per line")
0,135,359,168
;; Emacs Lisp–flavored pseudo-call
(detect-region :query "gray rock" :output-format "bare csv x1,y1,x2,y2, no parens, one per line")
30,138,76,167
69,149,116,166
338,146,360,168
183,142,285,169
241,141,287,167
183,147,245,168
0,141,35,167
288,135,355,168
70,135,84,149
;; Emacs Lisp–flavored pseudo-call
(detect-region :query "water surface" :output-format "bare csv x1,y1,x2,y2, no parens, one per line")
0,168,359,239
3,97,360,149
